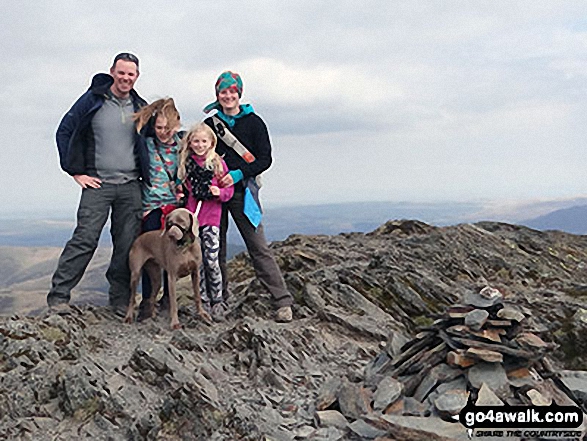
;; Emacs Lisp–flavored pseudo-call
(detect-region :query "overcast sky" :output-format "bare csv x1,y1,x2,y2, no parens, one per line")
1,1,586,216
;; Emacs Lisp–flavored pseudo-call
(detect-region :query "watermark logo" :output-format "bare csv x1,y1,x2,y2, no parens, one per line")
453,403,584,439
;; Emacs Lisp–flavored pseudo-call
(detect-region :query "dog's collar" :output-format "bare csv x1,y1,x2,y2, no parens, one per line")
177,234,194,249
167,217,195,249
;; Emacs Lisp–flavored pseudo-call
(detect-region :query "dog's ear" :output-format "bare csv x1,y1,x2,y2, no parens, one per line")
162,211,174,237
190,211,199,242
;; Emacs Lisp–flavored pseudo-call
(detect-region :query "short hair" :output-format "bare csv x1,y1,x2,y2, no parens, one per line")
111,52,139,70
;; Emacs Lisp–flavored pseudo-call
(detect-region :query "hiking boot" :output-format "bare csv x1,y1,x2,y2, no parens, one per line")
202,301,212,316
137,300,155,322
48,302,72,315
157,295,170,312
211,302,228,323
275,306,292,323
109,304,128,318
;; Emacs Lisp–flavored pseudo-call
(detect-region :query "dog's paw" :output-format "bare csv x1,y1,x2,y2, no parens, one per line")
170,321,182,330
200,311,213,324
123,314,134,324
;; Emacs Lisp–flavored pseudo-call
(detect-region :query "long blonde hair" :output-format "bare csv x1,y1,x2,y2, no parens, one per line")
178,123,224,181
133,97,180,134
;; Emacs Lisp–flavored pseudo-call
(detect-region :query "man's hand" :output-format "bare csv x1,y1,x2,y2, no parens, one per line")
73,175,102,188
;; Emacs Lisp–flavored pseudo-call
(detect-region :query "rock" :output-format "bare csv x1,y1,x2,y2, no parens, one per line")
464,287,503,308
573,307,587,324
466,348,503,363
337,380,372,420
467,363,510,398
315,377,342,411
434,389,470,416
464,309,489,331
447,305,475,319
514,332,550,349
526,389,552,406
447,350,476,368
315,410,349,430
373,376,402,411
384,397,405,415
402,397,432,417
321,306,392,341
485,319,511,327
413,363,462,402
59,364,106,418
427,376,467,405
560,370,587,404
294,425,316,438
379,414,471,441
301,283,327,313
310,426,345,441
496,307,525,322
348,418,388,439
387,331,410,357
534,378,577,407
364,352,393,386
506,367,537,388
475,383,504,406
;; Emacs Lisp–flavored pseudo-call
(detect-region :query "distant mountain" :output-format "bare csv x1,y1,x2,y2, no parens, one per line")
229,200,483,244
0,242,245,315
0,201,483,249
0,246,111,315
521,204,587,235
3,199,586,254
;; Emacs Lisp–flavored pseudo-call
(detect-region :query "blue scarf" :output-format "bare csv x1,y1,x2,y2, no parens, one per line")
205,104,255,128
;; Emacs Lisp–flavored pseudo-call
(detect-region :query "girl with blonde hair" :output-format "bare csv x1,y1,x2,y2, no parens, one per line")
177,122,234,321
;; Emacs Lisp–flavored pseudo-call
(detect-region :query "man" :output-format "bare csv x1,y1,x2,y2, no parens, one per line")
47,53,149,313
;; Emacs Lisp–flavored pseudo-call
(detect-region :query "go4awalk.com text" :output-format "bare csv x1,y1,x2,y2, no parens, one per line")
457,404,584,439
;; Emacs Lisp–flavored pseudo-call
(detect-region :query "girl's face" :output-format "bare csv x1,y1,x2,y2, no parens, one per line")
218,87,240,115
155,115,175,144
189,131,214,157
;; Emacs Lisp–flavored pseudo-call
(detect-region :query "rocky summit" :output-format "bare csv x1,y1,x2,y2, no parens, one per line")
1,220,587,440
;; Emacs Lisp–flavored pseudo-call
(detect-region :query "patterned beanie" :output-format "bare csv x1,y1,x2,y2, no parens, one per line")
215,71,243,97
204,71,243,114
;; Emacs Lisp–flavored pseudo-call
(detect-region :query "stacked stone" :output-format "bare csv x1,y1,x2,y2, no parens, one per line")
310,287,587,439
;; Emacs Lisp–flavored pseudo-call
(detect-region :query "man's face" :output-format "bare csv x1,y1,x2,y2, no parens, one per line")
109,60,139,98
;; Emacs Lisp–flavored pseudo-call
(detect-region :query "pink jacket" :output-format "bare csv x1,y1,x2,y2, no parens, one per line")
185,156,234,227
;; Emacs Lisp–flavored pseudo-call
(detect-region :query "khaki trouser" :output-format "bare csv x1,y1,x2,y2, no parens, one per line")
47,181,142,308
219,188,293,309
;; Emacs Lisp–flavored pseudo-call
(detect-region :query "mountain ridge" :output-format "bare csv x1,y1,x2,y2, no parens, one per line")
1,219,587,439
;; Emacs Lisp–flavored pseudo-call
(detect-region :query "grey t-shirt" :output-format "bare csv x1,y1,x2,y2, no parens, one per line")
91,92,139,183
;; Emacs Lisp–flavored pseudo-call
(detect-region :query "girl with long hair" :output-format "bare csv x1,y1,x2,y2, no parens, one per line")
177,123,234,321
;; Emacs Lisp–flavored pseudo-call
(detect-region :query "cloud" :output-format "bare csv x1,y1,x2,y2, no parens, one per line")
2,1,587,215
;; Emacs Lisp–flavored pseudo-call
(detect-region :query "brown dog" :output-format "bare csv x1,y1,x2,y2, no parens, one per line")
124,208,211,328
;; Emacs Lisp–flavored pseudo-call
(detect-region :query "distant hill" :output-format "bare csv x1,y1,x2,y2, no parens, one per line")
0,201,483,248
0,242,246,315
233,200,483,243
521,204,587,235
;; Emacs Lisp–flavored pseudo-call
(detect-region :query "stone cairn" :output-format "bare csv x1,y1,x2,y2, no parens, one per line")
314,287,587,437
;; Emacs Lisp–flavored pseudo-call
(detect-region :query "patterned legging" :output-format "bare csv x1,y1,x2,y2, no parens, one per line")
199,225,223,304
